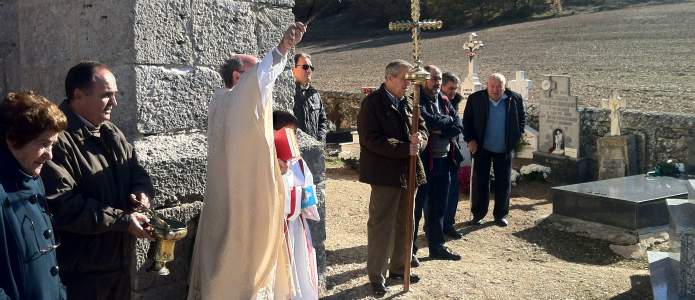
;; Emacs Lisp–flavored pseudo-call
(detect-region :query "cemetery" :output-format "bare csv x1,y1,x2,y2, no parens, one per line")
1,0,694,299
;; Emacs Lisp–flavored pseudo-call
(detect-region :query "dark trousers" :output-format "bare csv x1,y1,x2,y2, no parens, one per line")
443,166,460,231
413,158,450,252
471,148,512,220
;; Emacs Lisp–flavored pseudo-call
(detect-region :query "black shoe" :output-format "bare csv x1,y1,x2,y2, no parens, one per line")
370,282,388,297
469,218,483,226
495,218,509,227
444,228,463,239
411,254,420,268
430,246,462,261
389,272,420,283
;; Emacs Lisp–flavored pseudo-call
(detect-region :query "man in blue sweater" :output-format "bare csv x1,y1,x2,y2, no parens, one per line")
462,73,526,227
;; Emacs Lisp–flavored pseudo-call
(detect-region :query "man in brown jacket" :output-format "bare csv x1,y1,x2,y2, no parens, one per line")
42,61,154,300
358,59,428,297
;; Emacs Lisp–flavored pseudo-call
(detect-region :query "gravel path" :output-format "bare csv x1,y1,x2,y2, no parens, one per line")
301,2,695,115
320,168,652,299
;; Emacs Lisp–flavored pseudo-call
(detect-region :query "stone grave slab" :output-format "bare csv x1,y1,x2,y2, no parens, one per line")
598,135,639,180
552,175,689,231
326,130,355,144
533,151,592,184
688,180,695,199
648,251,683,300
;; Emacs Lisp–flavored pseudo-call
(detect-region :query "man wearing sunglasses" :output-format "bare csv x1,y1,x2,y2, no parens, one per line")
292,53,328,143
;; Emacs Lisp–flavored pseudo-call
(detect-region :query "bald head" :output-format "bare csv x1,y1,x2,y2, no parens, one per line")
220,54,260,88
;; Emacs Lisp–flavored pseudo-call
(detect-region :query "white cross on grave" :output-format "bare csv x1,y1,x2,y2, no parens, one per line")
508,71,533,101
601,90,627,136
458,32,484,117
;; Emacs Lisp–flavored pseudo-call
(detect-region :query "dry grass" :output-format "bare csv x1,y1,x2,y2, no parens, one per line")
301,2,695,116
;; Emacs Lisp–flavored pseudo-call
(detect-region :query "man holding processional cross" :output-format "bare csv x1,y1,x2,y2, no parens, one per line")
358,0,442,296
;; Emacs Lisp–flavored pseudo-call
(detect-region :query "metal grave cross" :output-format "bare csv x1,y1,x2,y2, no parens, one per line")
601,90,627,136
388,0,442,70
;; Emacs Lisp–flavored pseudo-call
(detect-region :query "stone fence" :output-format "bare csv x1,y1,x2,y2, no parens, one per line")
321,90,695,175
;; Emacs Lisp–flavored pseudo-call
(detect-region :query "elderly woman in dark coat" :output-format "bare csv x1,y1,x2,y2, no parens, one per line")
0,91,68,300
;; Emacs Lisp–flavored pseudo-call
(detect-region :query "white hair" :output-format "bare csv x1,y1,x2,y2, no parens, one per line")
488,73,507,88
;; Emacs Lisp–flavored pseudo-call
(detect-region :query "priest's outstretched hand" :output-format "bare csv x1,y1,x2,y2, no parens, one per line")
278,22,307,55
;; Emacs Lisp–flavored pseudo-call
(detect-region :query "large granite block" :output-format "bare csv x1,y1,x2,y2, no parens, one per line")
134,0,193,65
134,65,219,134
533,151,592,184
0,0,19,98
17,0,133,105
192,1,258,65
552,175,689,231
134,132,208,207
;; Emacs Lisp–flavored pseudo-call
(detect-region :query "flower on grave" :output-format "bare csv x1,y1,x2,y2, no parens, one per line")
514,135,531,153
465,51,477,58
338,150,360,170
510,169,521,186
648,159,684,177
520,164,551,182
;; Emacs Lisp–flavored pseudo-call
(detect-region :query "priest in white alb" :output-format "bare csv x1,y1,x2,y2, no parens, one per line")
188,22,307,300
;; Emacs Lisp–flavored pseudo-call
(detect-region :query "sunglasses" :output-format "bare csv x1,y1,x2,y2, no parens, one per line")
296,64,315,71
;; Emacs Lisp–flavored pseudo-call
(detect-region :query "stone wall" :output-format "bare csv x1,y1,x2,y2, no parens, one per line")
320,90,364,129
2,0,330,298
0,0,19,99
321,91,695,176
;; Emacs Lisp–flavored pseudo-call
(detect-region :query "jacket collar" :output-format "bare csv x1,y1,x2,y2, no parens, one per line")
0,144,34,181
59,101,100,144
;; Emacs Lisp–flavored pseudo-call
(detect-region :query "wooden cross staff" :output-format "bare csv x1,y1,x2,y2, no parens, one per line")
388,0,442,292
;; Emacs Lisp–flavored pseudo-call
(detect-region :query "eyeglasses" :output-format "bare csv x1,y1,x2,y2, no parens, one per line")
296,64,315,71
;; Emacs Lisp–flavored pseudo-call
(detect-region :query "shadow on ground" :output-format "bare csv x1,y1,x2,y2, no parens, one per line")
609,274,653,300
513,218,625,266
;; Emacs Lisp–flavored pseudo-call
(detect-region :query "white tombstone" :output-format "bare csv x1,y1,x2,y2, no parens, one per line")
538,75,581,159
508,71,533,102
458,32,484,118
600,90,627,136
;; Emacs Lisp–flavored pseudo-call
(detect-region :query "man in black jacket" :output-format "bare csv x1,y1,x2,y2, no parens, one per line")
462,73,525,227
292,53,328,142
413,65,463,261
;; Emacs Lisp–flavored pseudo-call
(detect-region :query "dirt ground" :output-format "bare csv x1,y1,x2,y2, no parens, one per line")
319,167,653,299
301,2,695,116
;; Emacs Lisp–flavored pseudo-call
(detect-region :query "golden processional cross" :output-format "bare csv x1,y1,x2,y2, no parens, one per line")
388,0,442,292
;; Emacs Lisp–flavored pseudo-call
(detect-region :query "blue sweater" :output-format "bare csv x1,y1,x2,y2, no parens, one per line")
483,95,508,153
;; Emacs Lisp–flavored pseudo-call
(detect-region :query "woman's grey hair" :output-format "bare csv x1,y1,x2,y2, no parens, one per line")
489,73,507,88
384,59,413,79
